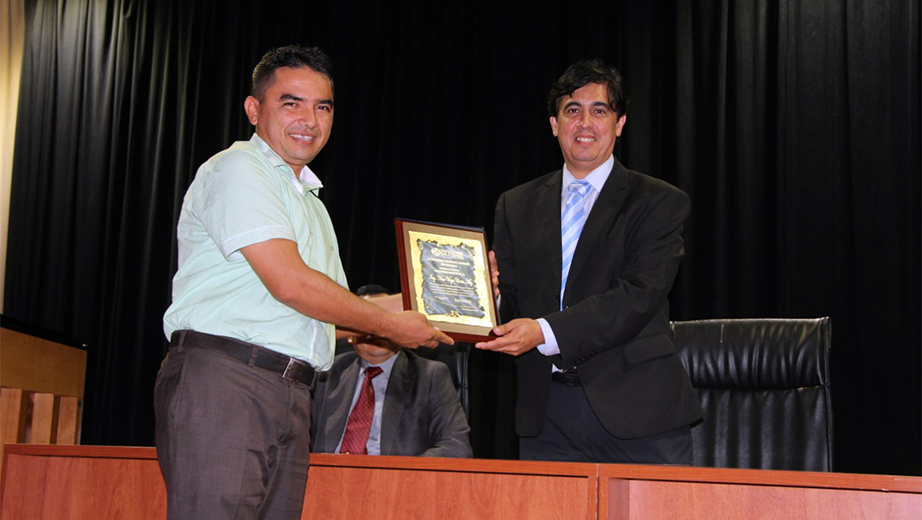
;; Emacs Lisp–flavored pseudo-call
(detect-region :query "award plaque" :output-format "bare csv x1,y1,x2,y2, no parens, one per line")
395,218,498,342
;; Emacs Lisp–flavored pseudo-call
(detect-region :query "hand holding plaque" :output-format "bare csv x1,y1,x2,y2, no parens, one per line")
395,219,498,342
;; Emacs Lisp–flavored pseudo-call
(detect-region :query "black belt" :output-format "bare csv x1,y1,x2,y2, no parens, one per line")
170,329,317,387
551,370,581,386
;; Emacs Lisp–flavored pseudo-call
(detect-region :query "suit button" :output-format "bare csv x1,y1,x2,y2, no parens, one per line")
555,295,561,302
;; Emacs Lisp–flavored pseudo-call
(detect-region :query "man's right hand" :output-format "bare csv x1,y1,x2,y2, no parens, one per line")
387,311,453,348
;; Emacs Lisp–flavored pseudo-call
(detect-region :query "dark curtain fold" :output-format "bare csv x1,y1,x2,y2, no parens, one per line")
5,0,919,474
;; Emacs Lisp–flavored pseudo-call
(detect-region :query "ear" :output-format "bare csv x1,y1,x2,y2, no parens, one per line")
549,116,559,137
615,114,627,137
244,96,259,126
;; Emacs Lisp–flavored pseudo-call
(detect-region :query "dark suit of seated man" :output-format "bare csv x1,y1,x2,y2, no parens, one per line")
310,286,473,458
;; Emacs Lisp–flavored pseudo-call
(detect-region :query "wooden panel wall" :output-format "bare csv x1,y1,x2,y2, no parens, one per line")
614,480,921,520
599,465,922,520
1,446,165,520
305,456,598,519
2,445,920,520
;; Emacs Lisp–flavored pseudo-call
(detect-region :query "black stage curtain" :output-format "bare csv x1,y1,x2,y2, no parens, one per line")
6,0,919,475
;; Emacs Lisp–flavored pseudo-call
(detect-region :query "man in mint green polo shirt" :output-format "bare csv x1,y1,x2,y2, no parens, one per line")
155,45,451,520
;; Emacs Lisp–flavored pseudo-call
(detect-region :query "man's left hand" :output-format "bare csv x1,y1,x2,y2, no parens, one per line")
487,250,500,300
474,318,544,356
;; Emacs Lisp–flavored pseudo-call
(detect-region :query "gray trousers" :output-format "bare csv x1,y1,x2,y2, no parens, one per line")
154,343,312,520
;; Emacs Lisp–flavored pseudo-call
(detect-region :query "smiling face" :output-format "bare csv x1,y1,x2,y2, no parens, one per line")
550,82,627,179
244,66,334,173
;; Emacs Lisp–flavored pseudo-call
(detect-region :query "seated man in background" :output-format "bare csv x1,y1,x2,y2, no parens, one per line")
311,285,473,458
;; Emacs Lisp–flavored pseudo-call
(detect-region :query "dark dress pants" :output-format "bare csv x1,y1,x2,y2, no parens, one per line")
519,379,692,464
155,344,312,520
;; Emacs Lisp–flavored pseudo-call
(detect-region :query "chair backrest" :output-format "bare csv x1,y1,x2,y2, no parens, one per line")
672,317,833,471
334,339,470,415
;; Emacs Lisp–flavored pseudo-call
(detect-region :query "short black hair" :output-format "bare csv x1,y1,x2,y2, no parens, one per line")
547,59,628,118
251,45,333,101
355,284,391,297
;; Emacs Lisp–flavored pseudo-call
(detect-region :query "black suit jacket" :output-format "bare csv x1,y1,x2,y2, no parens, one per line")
493,158,702,439
310,350,472,457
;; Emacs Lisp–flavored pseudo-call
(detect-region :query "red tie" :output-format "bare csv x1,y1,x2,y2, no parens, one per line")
339,366,383,454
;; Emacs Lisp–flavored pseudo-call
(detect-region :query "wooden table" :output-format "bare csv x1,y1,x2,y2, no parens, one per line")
2,445,919,519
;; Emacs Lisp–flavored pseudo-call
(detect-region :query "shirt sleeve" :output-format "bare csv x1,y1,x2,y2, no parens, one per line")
194,151,297,258
535,318,560,356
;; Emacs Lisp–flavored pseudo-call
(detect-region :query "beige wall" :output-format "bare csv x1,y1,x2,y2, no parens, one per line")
0,0,26,313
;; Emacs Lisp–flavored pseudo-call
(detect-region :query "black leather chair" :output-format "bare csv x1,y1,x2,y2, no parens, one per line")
410,342,471,415
672,317,833,471
333,339,471,415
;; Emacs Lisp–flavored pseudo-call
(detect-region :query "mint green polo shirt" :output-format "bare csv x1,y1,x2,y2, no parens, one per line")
163,134,347,370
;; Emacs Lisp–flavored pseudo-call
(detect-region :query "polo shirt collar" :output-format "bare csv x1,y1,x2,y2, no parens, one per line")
249,133,324,194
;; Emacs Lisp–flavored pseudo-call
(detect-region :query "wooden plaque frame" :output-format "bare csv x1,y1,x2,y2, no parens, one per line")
395,218,498,342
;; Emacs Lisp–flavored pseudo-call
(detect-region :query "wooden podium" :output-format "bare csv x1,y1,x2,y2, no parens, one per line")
0,327,87,457
2,444,920,519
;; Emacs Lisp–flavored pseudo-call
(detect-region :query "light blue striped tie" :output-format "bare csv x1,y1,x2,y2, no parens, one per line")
561,180,591,307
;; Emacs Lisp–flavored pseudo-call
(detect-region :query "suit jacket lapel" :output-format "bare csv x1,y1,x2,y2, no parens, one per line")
567,160,628,288
539,171,564,285
379,351,411,455
323,359,361,452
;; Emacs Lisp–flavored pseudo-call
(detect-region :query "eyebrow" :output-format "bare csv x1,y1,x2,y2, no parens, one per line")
279,93,334,108
564,100,610,109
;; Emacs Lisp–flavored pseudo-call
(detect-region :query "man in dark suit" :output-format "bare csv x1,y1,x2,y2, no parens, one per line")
476,59,702,464
311,286,472,458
